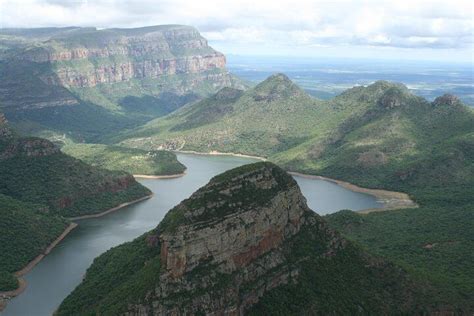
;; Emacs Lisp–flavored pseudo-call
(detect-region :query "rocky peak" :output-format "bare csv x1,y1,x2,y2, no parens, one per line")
0,113,7,125
0,113,12,139
432,94,461,107
377,87,407,109
158,162,301,233
141,162,313,313
252,73,306,102
0,137,60,160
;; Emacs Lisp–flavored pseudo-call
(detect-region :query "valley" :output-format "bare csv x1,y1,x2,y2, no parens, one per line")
0,20,472,315
2,153,384,315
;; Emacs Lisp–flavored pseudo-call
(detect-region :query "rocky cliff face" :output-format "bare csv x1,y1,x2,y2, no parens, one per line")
0,113,12,139
17,26,229,89
0,137,59,159
0,25,242,141
432,94,461,107
58,162,423,315
150,163,309,314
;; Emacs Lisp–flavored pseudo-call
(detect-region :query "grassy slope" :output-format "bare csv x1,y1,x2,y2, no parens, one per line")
0,194,68,291
118,77,474,308
62,143,185,175
57,163,427,315
118,74,360,156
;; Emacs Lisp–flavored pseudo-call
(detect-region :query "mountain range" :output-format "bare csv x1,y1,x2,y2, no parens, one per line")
0,24,473,313
116,73,474,309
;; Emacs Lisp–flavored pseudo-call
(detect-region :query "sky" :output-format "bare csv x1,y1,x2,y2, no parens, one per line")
0,0,473,63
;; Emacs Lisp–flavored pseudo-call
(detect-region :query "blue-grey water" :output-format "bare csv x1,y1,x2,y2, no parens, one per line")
2,153,381,315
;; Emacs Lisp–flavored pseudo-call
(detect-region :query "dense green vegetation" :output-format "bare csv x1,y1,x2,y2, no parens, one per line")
57,163,430,314
325,204,474,311
117,74,338,155
57,233,161,315
248,223,430,315
118,75,474,309
0,140,151,217
0,118,151,292
62,143,185,175
0,194,68,291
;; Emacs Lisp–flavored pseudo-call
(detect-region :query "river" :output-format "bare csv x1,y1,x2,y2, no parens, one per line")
2,153,382,315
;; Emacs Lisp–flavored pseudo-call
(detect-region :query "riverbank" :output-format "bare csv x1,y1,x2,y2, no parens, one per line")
67,194,153,221
288,172,418,212
0,194,155,311
175,150,417,213
175,150,267,161
0,222,78,311
133,173,185,179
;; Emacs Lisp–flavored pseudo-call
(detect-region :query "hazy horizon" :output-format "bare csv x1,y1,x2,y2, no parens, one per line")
0,0,472,63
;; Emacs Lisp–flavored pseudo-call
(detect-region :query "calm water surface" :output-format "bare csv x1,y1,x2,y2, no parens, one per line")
3,153,382,316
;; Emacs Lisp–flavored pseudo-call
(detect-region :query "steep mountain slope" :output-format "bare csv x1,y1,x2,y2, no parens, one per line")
0,114,151,217
0,194,68,291
0,114,151,298
119,74,353,156
118,77,474,307
0,25,244,142
62,143,186,176
57,162,429,315
275,82,474,193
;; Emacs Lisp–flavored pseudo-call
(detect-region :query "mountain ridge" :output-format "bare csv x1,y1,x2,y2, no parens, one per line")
116,75,474,308
0,114,151,299
57,162,428,315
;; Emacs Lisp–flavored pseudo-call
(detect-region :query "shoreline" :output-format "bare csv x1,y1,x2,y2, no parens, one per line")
67,194,153,221
288,172,418,212
175,149,267,161
134,172,185,179
0,222,78,311
174,150,417,213
0,193,154,311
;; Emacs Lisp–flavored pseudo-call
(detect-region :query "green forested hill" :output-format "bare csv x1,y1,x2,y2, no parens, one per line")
0,115,151,292
57,163,431,315
62,143,185,176
0,194,68,291
0,137,151,217
117,74,356,156
117,75,474,309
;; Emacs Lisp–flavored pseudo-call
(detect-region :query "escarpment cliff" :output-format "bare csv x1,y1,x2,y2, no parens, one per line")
18,26,228,88
0,25,244,141
58,162,426,315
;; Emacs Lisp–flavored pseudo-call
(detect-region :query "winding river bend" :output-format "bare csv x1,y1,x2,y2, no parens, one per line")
2,153,382,316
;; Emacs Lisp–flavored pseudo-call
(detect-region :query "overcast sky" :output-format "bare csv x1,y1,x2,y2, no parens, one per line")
0,0,473,62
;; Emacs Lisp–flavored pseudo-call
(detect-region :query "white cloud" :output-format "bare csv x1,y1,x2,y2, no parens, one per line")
0,0,472,59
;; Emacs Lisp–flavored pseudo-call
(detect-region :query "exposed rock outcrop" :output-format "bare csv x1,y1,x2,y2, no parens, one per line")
432,94,461,107
123,162,333,314
0,25,243,140
0,137,59,160
0,113,12,139
17,26,229,89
